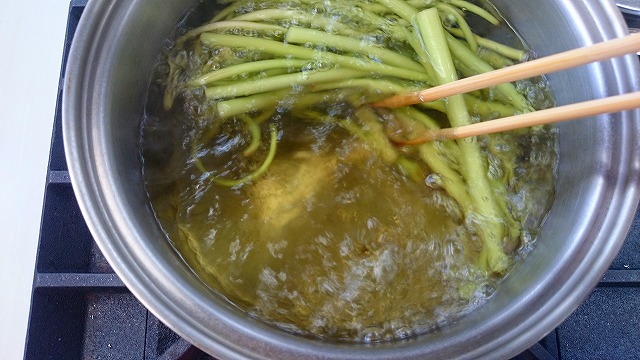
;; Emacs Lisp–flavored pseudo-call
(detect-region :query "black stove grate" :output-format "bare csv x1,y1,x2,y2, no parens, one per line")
24,1,640,359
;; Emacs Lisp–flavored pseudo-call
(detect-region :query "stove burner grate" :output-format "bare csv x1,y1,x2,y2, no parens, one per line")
23,1,640,358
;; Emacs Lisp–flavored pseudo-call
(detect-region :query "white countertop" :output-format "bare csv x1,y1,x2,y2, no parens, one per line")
0,1,69,358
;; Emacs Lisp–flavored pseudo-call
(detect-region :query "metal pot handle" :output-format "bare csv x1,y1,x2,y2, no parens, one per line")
618,1,640,52
617,0,640,16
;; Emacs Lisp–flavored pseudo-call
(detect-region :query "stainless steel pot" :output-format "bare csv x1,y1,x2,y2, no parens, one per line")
618,0,640,16
63,1,640,358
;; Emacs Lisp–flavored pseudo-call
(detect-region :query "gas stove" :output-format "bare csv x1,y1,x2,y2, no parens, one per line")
23,1,640,359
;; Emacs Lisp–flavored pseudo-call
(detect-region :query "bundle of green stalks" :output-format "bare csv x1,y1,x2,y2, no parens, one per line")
162,0,537,274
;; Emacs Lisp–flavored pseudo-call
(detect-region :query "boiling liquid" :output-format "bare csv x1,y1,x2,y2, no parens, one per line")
141,0,557,343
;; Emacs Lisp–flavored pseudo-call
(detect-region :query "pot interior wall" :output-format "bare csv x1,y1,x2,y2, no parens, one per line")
71,0,638,358
98,0,215,298
433,0,636,353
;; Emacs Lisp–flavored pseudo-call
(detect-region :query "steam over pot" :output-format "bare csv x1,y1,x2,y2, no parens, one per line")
64,0,640,358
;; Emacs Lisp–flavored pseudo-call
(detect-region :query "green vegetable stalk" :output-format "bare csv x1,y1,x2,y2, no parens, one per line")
415,7,510,273
211,123,279,187
445,32,532,112
163,0,538,275
200,33,430,81
284,27,425,72
203,67,368,99
188,59,312,87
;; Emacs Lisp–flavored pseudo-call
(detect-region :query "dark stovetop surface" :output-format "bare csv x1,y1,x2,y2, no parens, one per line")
23,1,640,359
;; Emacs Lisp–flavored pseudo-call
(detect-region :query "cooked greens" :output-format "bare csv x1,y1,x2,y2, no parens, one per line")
142,0,557,342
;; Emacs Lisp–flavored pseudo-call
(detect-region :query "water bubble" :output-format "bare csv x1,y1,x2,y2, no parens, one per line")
494,142,510,152
487,111,501,120
488,158,504,180
425,173,444,190
385,16,398,24
243,29,258,37
527,87,543,103
368,55,382,63
393,326,413,339
367,32,385,45
442,14,457,28
188,55,202,70
174,50,188,67
361,327,384,343
259,267,278,288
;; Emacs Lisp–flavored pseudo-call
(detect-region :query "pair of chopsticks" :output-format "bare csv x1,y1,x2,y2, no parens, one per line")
371,33,640,143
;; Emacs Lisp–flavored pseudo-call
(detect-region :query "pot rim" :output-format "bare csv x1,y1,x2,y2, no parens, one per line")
63,1,640,359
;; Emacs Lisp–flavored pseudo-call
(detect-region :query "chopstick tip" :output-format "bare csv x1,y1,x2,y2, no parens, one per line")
370,93,421,108
389,130,444,145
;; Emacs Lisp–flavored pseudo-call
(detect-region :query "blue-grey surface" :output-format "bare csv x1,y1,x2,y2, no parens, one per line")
37,184,93,273
83,292,147,359
611,204,640,270
557,287,640,360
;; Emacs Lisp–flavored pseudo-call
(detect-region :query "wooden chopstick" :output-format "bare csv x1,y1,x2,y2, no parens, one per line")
372,33,640,108
395,91,640,144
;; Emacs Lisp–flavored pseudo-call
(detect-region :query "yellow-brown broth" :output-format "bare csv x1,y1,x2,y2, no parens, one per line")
143,116,556,341
141,0,557,343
